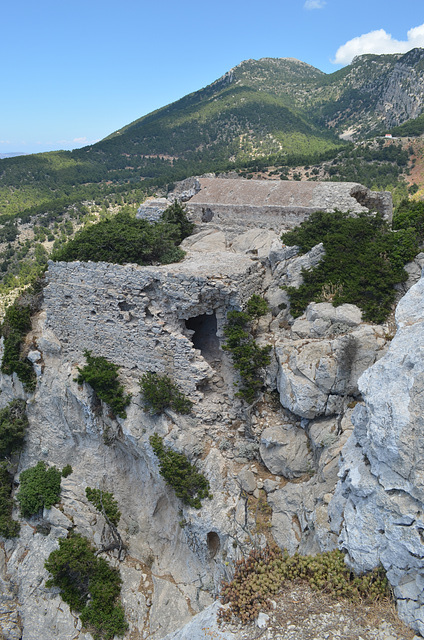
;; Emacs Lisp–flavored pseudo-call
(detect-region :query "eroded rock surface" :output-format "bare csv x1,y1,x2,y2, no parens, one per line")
330,275,424,636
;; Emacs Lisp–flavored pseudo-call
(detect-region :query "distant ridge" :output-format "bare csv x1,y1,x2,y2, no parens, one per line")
0,50,423,222
0,152,26,159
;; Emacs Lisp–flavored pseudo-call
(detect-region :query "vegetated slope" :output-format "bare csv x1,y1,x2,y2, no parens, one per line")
391,112,424,137
0,51,422,299
309,49,424,137
2,49,424,220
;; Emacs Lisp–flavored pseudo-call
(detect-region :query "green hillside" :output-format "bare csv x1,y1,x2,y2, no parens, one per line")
2,50,424,221
0,51,423,298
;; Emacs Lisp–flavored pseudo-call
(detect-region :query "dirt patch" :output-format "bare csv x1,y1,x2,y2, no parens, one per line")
226,583,415,640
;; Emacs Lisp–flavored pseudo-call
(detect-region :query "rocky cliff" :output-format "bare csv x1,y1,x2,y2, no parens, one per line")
330,274,424,636
0,212,423,639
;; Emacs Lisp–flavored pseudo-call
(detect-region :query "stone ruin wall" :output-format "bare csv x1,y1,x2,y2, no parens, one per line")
183,178,393,237
44,256,264,397
187,204,326,234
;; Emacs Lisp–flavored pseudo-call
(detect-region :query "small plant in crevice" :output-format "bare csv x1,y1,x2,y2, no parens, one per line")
140,371,193,415
0,461,20,538
219,545,390,625
0,399,29,538
1,300,36,391
61,464,73,478
86,487,121,527
246,294,269,319
76,350,131,419
223,296,271,404
0,399,28,458
45,532,128,640
149,433,212,509
16,461,62,517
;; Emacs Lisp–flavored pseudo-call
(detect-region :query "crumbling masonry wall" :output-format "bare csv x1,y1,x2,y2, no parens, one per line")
44,255,264,396
185,178,393,236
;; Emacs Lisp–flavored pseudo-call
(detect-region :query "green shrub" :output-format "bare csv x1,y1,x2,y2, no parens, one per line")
393,199,424,241
0,400,29,537
0,399,28,458
85,487,121,527
45,533,128,640
1,301,36,391
0,461,20,538
17,461,62,517
281,210,418,323
150,433,212,509
223,297,272,404
140,372,193,414
51,208,193,266
219,545,390,624
76,350,131,419
161,200,195,240
246,294,269,318
61,464,73,478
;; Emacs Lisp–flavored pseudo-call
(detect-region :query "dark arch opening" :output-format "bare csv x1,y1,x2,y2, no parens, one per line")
185,312,220,364
207,531,220,558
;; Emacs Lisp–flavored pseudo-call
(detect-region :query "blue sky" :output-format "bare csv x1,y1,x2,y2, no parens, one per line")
2,0,424,154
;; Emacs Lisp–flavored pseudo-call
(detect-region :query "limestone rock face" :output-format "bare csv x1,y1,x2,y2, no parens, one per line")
330,275,424,635
0,252,268,640
259,424,313,478
1,215,418,638
276,305,387,419
229,229,280,258
265,243,325,315
180,229,227,253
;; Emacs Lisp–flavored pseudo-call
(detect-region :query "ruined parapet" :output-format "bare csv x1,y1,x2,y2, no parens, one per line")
184,177,393,236
349,184,393,222
44,254,264,397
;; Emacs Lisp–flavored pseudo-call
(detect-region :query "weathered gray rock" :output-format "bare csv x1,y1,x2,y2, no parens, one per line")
180,229,227,253
162,601,238,640
276,243,325,289
259,424,313,478
395,251,424,298
331,274,424,636
268,241,299,273
237,468,256,494
136,197,169,222
276,323,386,419
230,229,279,258
169,176,201,202
265,244,325,317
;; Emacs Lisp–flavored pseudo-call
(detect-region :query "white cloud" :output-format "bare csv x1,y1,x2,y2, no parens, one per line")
304,0,326,9
73,136,87,143
333,23,424,65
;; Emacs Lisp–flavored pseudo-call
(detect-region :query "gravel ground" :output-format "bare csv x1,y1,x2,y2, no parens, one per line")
223,584,416,640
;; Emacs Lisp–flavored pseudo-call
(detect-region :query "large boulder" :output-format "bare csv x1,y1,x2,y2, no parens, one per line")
276,319,386,419
259,424,313,479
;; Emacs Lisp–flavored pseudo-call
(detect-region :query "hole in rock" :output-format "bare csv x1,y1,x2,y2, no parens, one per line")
201,207,214,222
207,531,220,558
118,300,135,311
185,312,220,364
